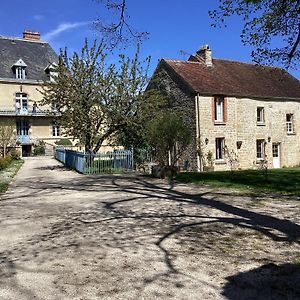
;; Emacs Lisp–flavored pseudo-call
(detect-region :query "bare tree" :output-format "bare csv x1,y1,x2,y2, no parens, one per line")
0,120,16,157
93,0,149,48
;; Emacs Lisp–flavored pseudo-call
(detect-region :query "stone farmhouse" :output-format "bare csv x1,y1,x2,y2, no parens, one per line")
0,30,61,156
149,45,300,171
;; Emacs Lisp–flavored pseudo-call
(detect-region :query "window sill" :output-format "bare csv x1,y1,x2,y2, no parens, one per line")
287,132,296,135
214,121,226,125
215,160,226,165
256,122,266,126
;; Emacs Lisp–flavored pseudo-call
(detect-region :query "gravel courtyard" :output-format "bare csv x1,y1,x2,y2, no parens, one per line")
0,157,300,300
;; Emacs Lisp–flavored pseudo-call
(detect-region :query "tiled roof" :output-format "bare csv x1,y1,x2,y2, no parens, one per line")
162,58,300,100
0,36,58,81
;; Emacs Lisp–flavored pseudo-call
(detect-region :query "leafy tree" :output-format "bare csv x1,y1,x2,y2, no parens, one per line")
210,0,300,68
0,120,16,157
41,39,162,153
147,113,192,166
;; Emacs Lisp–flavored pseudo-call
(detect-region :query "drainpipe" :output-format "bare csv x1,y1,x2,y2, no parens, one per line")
195,94,201,172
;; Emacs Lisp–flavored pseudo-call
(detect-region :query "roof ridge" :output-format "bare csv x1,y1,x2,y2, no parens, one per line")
0,35,47,44
163,57,284,71
214,57,284,71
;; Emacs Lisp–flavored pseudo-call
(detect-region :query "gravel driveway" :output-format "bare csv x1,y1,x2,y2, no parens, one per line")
0,157,300,300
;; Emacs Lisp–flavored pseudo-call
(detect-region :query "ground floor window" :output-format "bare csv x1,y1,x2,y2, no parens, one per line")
256,139,265,159
215,138,225,160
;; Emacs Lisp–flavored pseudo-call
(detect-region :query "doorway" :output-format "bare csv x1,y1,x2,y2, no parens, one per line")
21,145,32,157
272,143,280,168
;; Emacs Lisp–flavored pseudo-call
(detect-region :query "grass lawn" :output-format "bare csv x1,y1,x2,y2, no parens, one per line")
0,159,23,193
176,167,300,196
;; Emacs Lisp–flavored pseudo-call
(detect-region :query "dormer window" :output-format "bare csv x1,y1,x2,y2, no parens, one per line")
12,59,27,80
45,63,58,82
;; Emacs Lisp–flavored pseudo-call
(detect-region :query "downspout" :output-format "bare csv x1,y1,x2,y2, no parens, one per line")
195,93,201,172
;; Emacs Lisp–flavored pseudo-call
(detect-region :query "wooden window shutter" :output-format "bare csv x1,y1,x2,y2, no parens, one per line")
212,97,215,122
223,97,227,123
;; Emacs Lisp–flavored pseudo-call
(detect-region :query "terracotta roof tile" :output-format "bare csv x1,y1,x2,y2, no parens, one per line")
162,59,300,100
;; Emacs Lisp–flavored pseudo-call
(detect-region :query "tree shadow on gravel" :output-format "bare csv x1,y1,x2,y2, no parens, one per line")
1,170,300,298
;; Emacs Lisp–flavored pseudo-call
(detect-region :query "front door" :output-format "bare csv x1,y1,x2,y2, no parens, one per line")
272,143,280,168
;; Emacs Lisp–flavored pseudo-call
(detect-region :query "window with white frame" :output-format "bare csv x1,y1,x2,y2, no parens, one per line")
15,66,26,79
256,139,265,160
12,59,27,80
215,138,225,160
214,96,225,122
286,114,294,133
257,107,265,123
52,122,60,137
15,93,28,112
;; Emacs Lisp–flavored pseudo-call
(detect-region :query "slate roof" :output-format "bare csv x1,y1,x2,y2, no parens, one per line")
161,58,300,100
0,36,58,81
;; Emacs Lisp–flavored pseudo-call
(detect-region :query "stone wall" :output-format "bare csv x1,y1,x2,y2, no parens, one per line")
149,64,198,170
198,96,300,170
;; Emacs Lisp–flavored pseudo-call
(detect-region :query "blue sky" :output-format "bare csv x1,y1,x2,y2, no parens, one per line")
1,0,299,79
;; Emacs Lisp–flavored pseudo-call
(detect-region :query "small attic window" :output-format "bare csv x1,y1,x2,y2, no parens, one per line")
12,59,27,80
45,63,58,82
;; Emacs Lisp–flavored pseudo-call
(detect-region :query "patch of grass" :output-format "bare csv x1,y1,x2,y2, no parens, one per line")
294,258,300,266
0,159,23,193
175,167,300,196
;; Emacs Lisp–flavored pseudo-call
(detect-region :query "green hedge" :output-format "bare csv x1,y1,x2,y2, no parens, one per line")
0,156,12,171
55,138,72,146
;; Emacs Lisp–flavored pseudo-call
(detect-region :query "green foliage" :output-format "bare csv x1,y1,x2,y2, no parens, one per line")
55,138,73,146
33,141,46,156
9,149,21,160
176,167,300,196
41,39,160,153
0,159,23,193
210,0,300,68
0,156,12,171
147,113,192,166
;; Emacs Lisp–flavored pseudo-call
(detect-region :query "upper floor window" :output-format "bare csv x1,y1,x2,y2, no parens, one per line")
213,96,227,123
257,107,265,124
286,114,294,134
12,59,27,80
15,93,28,113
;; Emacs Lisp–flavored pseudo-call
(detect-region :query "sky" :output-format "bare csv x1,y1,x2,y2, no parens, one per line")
1,0,299,80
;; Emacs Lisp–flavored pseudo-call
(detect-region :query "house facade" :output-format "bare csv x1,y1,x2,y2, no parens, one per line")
0,30,61,156
149,45,300,171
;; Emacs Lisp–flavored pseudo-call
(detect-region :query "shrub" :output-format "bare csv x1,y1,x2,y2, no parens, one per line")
0,156,12,171
55,138,72,146
9,149,21,160
33,141,46,156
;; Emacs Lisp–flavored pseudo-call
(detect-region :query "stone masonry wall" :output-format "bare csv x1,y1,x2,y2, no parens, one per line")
199,96,300,170
149,65,198,170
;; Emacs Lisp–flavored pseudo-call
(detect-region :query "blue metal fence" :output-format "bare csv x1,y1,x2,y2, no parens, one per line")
55,148,133,174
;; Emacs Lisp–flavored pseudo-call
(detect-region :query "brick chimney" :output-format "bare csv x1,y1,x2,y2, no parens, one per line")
195,45,213,67
23,30,41,40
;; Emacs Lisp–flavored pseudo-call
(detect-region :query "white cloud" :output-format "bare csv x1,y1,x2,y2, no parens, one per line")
43,21,91,41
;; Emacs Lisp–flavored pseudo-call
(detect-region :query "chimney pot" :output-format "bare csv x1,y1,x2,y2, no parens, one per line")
23,30,40,40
